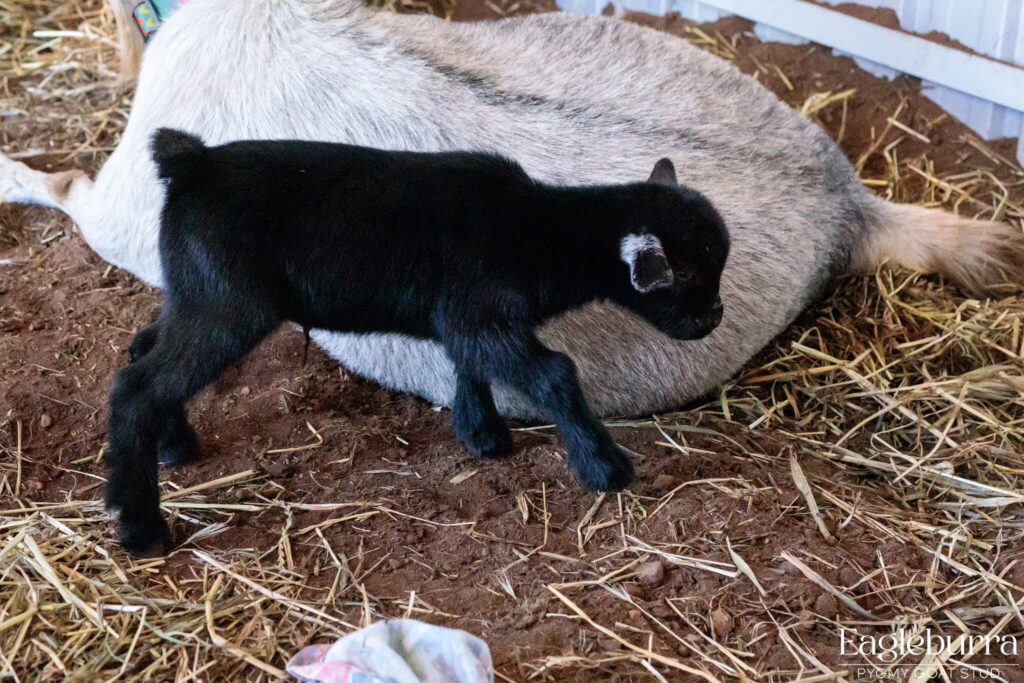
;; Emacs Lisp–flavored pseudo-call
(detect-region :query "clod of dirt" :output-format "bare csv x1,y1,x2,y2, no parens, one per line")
22,479,44,494
637,559,665,587
710,607,733,639
39,413,52,429
814,593,838,619
795,609,817,630
1012,563,1024,599
651,473,676,493
264,461,291,478
623,583,645,600
839,566,862,590
650,602,674,619
512,611,539,630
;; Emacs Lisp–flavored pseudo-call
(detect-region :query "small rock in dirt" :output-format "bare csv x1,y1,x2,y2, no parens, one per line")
627,608,642,622
239,386,251,396
39,414,52,429
637,560,665,587
651,473,676,493
710,608,733,640
596,637,622,652
815,593,838,619
22,479,44,494
233,489,252,502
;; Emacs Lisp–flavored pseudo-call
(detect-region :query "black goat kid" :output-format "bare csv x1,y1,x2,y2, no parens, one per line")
106,129,729,554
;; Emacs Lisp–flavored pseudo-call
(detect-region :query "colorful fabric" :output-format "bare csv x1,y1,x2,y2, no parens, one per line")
287,620,493,683
133,0,190,41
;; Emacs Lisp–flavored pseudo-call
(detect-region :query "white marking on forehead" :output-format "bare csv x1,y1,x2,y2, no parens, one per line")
620,233,663,265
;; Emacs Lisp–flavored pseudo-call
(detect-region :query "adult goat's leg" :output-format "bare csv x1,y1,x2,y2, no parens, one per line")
0,152,93,212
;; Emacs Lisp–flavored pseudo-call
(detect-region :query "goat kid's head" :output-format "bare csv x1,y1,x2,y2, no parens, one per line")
616,158,729,341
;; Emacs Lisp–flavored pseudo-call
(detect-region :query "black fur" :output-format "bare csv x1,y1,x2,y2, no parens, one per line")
106,128,729,554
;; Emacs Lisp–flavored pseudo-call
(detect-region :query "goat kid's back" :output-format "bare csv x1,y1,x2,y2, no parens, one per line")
150,129,691,337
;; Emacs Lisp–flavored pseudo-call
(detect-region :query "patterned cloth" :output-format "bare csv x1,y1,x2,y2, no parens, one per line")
287,620,493,683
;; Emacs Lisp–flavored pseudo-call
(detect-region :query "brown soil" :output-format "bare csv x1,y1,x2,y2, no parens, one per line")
2,2,1023,681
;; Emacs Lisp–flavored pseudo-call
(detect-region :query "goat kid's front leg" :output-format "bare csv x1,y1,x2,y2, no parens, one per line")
452,370,512,459
475,332,634,491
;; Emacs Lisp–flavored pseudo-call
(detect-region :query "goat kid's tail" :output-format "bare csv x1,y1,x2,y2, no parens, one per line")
854,197,1024,296
150,128,207,183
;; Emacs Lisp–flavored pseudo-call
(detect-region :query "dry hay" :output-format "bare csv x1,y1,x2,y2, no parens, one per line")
1,1,1023,681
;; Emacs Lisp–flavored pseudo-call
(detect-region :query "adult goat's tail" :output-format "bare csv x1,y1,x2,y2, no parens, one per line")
150,128,207,183
853,197,1024,296
109,0,145,81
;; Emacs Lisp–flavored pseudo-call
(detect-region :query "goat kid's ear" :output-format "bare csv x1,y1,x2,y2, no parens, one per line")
647,158,678,187
621,233,674,293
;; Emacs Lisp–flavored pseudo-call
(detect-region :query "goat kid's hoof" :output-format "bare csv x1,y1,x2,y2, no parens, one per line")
459,420,513,460
158,421,200,467
576,442,635,492
128,326,159,362
117,513,173,556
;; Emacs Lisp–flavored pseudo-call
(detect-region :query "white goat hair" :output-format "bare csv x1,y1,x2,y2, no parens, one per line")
3,0,1021,419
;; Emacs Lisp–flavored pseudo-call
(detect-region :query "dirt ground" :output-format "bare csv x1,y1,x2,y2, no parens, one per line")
2,1,1023,681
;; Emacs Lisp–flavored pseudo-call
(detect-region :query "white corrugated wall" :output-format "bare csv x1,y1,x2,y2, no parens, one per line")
558,0,1024,156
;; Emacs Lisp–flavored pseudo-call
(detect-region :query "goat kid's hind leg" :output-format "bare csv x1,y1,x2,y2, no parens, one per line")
474,332,634,492
106,312,276,554
451,370,512,459
127,321,200,466
129,322,160,363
